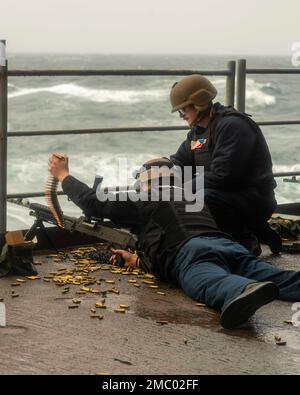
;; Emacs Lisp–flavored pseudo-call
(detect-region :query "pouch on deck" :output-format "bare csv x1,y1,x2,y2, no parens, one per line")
269,217,300,241
0,244,38,277
0,231,38,277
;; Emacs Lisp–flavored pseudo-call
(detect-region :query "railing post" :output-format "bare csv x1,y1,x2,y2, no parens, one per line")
236,59,246,113
225,60,236,107
0,40,7,242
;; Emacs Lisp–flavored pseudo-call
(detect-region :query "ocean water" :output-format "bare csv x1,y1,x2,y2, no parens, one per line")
6,54,300,229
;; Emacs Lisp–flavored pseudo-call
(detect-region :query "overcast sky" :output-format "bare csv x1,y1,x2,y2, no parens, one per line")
0,0,299,55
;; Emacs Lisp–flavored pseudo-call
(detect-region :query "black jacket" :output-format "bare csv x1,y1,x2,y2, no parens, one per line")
170,103,276,192
62,175,228,281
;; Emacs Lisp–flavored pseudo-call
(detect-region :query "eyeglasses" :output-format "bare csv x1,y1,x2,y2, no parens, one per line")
178,109,186,117
178,105,194,117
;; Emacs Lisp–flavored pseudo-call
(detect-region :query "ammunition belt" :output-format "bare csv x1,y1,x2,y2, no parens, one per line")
45,153,65,228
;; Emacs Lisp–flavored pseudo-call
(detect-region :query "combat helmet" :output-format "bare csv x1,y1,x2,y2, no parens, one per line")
170,74,217,113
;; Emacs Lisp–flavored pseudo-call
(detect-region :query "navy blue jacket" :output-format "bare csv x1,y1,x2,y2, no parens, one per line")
170,103,276,192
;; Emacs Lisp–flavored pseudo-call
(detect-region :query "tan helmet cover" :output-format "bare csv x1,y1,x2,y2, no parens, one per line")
170,74,217,113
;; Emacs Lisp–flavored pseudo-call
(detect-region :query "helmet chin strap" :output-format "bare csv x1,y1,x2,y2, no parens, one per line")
191,103,214,128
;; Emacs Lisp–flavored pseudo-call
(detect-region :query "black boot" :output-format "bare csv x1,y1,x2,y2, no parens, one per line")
220,281,279,329
256,222,282,254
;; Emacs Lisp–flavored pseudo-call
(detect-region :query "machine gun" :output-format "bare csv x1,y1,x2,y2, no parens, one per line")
7,198,137,265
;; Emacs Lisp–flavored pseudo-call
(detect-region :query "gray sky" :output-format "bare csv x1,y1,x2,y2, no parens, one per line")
0,0,299,54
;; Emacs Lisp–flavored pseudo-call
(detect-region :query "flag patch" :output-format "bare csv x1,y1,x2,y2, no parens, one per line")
191,138,207,150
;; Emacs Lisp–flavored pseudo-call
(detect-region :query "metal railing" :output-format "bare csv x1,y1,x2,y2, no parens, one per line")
0,39,300,236
0,40,7,236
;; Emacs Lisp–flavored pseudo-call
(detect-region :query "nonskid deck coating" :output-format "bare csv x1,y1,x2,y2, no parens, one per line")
0,245,300,374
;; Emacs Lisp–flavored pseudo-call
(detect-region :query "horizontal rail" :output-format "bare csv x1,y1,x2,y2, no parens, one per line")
8,191,65,199
7,186,132,199
7,125,188,137
247,68,300,74
273,171,300,177
7,172,300,200
257,120,300,126
7,119,300,137
7,68,300,78
8,69,231,77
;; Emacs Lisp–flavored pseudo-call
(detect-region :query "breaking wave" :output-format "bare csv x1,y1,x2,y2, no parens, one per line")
213,78,276,108
8,78,276,108
7,154,299,230
245,79,276,107
8,83,167,103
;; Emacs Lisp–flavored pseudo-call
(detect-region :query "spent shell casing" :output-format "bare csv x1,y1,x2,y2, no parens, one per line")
95,303,107,309
114,309,126,313
90,314,104,320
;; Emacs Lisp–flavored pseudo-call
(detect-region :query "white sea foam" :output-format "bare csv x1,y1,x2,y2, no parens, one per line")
272,164,300,204
8,153,299,197
7,154,299,229
212,77,276,108
9,154,299,191
8,83,167,103
7,152,156,229
245,79,276,107
8,77,276,108
273,164,300,173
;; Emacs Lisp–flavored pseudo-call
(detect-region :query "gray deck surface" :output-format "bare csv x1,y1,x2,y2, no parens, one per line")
0,244,300,375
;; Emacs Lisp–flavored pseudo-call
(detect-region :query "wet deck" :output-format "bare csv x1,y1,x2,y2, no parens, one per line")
0,245,300,375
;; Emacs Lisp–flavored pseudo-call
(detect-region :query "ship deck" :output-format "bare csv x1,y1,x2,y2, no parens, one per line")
0,244,300,375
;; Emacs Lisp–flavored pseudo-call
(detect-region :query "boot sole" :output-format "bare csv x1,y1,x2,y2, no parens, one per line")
220,282,279,330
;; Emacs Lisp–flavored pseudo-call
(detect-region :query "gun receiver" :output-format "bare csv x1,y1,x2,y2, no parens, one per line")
8,198,137,254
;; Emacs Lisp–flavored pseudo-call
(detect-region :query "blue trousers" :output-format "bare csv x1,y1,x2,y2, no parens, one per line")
171,236,300,311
